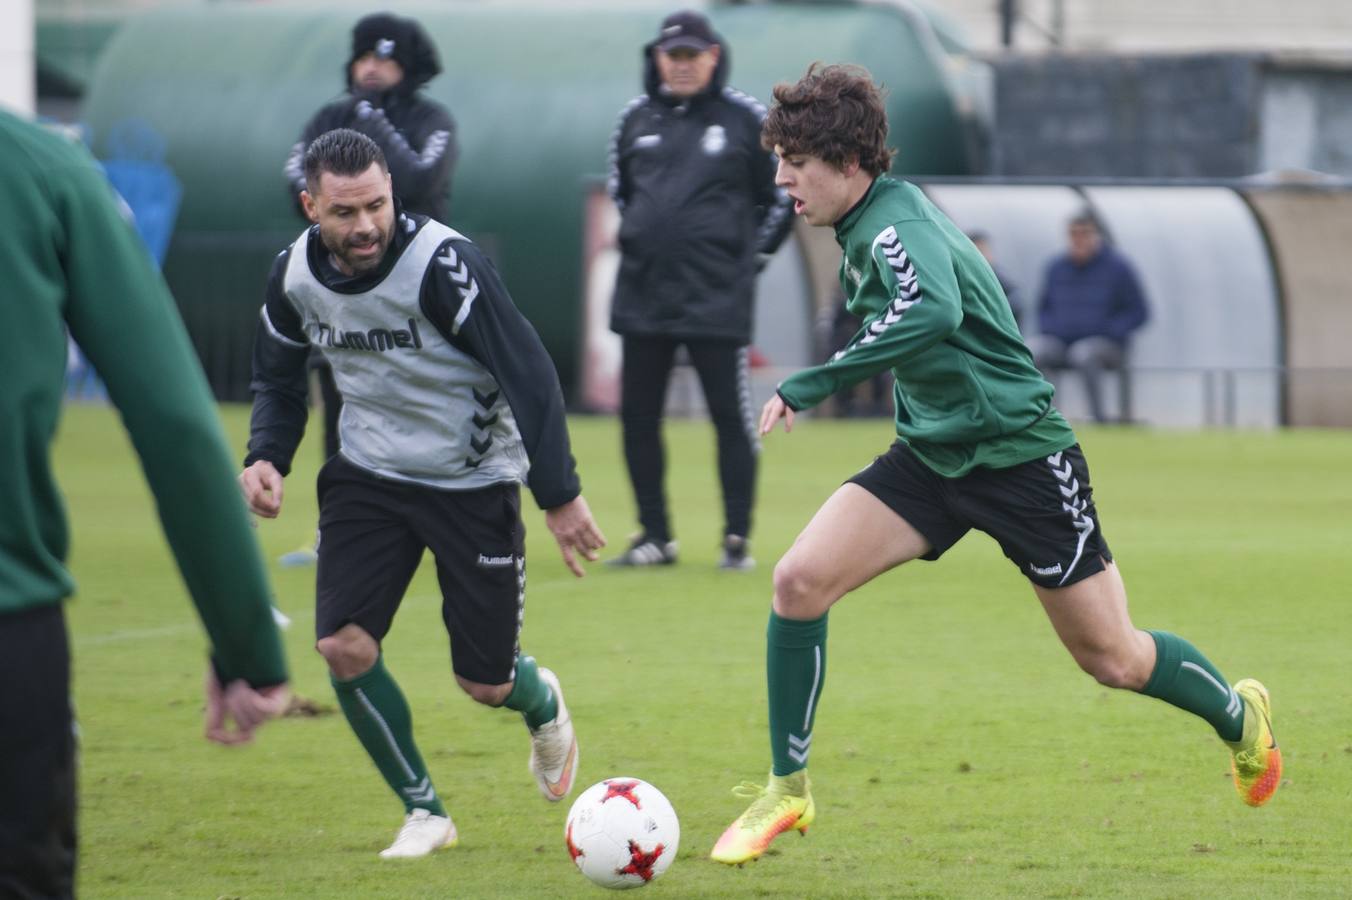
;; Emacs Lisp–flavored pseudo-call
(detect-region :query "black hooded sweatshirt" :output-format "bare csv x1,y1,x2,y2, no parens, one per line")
284,14,458,222
606,29,793,344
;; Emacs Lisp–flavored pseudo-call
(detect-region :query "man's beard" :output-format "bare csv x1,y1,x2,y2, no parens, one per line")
322,225,390,274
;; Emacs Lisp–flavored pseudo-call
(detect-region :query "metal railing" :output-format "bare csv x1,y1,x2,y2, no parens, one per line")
663,362,1352,428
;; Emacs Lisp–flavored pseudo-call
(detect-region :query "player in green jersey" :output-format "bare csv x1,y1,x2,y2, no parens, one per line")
0,110,289,897
709,66,1280,866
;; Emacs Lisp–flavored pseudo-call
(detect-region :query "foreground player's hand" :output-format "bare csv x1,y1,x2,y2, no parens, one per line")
545,495,607,578
204,668,291,746
759,393,796,436
239,460,285,518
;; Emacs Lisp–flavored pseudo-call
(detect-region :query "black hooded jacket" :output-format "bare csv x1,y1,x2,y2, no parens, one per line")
284,14,457,222
606,31,793,344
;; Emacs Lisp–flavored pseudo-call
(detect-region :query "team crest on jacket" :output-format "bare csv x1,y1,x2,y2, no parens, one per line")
701,124,727,155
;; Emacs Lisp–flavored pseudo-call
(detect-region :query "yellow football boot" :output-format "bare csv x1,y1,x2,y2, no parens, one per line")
1225,678,1282,807
710,770,815,865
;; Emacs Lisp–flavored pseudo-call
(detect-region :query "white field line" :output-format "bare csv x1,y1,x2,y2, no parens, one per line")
72,594,440,649
77,622,208,647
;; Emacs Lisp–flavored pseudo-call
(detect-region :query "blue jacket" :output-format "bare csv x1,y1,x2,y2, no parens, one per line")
1038,246,1149,345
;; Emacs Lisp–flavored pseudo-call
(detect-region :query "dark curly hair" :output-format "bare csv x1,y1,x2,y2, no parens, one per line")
761,64,895,176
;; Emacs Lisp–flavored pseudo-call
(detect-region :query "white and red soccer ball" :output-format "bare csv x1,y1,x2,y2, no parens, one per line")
564,778,680,889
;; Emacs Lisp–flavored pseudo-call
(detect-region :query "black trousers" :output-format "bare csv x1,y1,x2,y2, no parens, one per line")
619,335,759,543
0,605,75,900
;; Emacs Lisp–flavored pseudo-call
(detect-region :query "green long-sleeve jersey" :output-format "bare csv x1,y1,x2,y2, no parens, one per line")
0,111,285,687
778,177,1075,476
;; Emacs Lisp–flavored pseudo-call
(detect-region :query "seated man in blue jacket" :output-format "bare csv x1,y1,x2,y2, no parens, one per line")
1029,214,1149,423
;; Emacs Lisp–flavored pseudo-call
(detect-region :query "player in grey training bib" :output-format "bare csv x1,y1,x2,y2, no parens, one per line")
240,128,606,859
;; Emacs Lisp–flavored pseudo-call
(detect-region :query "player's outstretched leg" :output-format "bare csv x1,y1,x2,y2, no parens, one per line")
710,770,815,865
379,808,458,859
1225,678,1282,807
1132,630,1281,806
712,610,828,864
504,655,578,801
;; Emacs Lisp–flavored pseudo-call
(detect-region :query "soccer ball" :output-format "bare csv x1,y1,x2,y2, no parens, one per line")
564,777,680,889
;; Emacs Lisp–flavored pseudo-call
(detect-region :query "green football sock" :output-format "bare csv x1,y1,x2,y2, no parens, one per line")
1140,630,1245,742
503,654,558,730
331,655,446,816
767,611,828,777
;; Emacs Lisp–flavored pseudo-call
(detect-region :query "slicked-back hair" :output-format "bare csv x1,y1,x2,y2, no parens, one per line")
303,128,388,195
761,64,895,177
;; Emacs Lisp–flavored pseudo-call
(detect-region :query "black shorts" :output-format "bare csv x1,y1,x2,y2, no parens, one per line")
315,455,526,684
0,604,76,900
847,441,1112,589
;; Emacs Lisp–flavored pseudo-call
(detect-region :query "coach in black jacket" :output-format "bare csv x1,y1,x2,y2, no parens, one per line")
606,9,793,570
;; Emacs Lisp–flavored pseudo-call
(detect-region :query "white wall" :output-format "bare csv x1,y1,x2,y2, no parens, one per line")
923,183,1283,428
0,0,34,115
935,0,1352,52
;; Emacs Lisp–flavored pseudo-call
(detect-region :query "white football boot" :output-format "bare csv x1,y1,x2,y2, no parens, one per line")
529,668,579,801
379,808,458,859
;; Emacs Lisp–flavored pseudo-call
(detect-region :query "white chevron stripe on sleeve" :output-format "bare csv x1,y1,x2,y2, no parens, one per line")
606,94,648,209
283,141,306,191
437,247,471,286
721,86,769,120
418,130,451,166
451,281,480,335
856,228,924,349
437,244,482,335
735,346,761,452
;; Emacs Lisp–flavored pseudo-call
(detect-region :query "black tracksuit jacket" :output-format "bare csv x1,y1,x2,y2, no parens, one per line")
284,63,457,222
606,37,793,344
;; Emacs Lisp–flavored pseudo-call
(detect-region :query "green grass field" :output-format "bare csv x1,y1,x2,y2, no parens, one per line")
57,404,1351,898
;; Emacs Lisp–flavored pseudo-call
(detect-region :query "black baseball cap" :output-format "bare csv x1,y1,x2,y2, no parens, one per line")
655,10,717,52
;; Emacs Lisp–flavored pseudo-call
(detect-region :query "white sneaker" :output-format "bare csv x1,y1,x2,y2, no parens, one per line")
606,534,678,567
378,808,458,859
718,535,756,571
529,668,578,802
